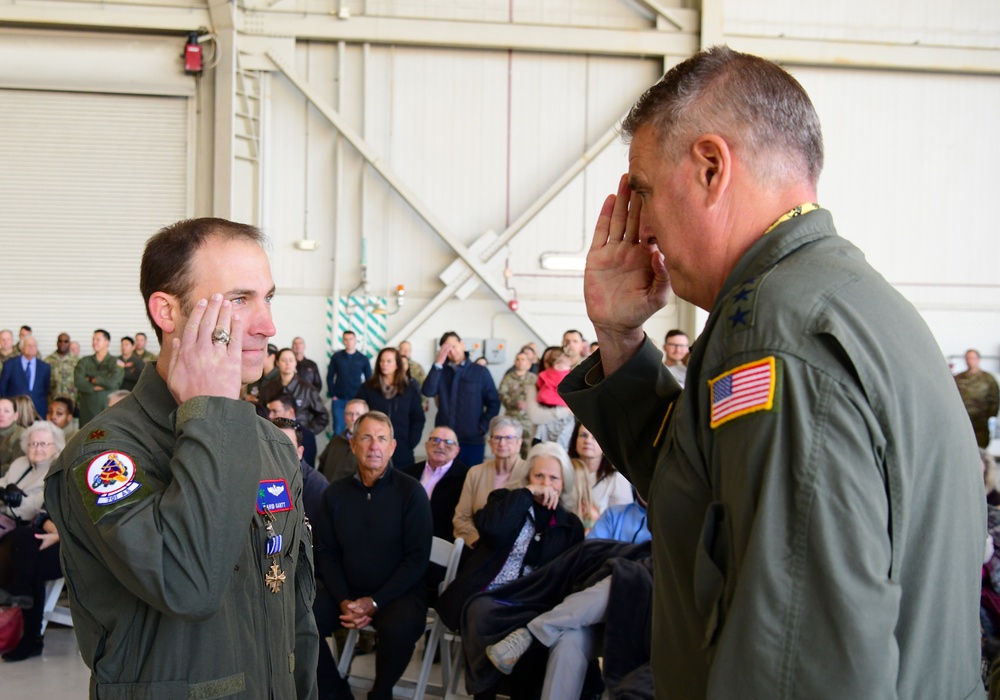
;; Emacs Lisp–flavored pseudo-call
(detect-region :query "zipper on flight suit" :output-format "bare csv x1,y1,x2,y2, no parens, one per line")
250,518,277,698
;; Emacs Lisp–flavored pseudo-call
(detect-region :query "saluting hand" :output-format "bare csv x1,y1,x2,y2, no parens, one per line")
167,293,244,404
585,174,670,375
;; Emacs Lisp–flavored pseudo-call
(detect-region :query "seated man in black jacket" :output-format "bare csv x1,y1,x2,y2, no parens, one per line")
313,410,433,700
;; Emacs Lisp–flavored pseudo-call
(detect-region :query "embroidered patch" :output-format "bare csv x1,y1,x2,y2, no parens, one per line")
257,479,294,514
86,451,142,505
709,357,777,428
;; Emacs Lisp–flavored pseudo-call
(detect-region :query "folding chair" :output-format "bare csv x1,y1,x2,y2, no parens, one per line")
40,577,73,634
413,537,465,700
336,536,465,697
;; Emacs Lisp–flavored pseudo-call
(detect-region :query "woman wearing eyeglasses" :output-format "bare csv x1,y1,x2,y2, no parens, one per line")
0,419,66,660
452,416,525,547
0,420,63,527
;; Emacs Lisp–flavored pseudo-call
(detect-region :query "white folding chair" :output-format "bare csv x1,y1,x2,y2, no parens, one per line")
336,536,465,698
412,537,465,700
40,577,73,634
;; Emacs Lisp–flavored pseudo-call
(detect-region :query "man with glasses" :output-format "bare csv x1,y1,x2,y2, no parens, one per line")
318,397,368,483
662,329,690,388
405,426,469,544
405,426,469,602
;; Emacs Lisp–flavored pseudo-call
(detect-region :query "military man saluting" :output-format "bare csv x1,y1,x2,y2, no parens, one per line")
561,47,984,699
46,218,318,698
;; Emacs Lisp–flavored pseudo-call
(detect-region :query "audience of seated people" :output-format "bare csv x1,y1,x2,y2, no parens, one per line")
0,324,658,693
0,420,66,661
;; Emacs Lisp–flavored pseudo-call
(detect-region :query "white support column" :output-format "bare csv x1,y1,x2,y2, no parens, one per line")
209,0,238,218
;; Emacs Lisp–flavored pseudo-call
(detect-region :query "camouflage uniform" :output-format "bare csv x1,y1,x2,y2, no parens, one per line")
45,351,80,406
0,349,20,374
956,369,1000,448
499,370,537,455
407,359,428,411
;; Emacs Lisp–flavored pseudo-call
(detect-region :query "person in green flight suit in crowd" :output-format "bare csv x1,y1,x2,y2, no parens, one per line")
73,329,124,427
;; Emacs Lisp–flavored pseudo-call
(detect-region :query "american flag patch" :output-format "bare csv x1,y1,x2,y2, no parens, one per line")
709,357,777,428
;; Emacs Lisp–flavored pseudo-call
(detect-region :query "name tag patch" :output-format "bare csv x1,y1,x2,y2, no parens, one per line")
86,451,142,505
257,479,293,514
709,357,777,428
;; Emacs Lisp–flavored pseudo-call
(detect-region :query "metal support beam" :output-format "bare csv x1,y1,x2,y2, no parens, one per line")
729,35,1000,75
387,117,625,347
266,49,555,343
251,13,698,57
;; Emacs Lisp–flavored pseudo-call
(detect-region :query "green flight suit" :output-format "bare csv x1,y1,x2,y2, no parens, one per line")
955,369,999,448
74,353,124,427
45,364,319,699
562,209,985,699
45,351,80,406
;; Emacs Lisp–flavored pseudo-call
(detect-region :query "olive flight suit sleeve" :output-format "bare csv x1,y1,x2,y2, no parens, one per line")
57,397,263,620
697,350,901,699
74,357,96,395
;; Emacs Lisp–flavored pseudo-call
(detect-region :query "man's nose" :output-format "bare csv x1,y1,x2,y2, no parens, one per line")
246,302,276,338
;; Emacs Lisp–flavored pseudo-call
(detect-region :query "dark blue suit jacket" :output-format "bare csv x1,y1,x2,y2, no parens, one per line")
0,356,51,417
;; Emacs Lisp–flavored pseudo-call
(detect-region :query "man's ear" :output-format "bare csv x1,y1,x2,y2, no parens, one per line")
148,292,180,338
691,134,732,205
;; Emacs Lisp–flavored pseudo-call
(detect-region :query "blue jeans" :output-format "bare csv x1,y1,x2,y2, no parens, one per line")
331,398,347,436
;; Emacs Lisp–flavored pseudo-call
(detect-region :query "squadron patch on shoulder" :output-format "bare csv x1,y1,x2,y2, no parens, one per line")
74,451,146,523
257,479,294,514
709,357,778,429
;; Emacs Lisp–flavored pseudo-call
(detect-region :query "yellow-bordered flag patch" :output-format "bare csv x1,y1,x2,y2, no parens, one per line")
709,357,776,428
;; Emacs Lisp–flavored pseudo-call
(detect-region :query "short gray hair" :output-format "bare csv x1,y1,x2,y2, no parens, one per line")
622,45,824,189
20,420,66,455
489,415,523,437
514,442,576,510
354,410,394,440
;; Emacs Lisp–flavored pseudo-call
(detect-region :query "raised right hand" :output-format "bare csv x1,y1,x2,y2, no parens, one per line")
585,175,670,373
167,293,244,404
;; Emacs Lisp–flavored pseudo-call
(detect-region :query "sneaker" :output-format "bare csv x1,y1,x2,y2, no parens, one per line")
486,627,533,675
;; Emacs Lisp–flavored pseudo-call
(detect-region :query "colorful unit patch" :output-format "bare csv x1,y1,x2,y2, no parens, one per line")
257,479,294,514
709,357,777,428
86,451,142,505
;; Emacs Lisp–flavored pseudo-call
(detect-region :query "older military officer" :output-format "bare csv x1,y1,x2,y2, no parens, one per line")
561,47,985,699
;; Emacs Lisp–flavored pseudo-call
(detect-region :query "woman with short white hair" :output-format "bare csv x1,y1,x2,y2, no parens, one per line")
0,420,65,525
437,442,584,634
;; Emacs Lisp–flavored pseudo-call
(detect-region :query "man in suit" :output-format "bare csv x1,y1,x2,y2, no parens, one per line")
0,336,50,417
404,425,469,602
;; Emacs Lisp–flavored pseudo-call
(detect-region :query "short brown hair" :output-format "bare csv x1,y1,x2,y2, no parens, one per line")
140,218,265,342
